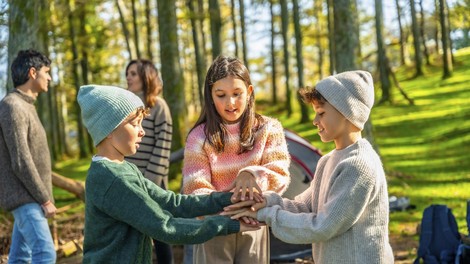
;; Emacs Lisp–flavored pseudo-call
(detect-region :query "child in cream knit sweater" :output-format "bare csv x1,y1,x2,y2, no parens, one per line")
224,71,394,264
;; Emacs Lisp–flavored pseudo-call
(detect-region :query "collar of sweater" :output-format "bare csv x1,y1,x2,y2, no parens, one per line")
14,89,36,104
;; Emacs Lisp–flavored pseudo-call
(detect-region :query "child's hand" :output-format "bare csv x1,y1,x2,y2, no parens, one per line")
223,171,263,202
223,198,267,213
239,219,265,232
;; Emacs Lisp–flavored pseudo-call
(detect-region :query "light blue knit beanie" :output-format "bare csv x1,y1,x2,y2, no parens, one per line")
315,70,374,130
77,85,144,147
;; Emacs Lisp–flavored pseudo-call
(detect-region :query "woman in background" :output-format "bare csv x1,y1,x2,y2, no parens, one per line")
125,59,173,264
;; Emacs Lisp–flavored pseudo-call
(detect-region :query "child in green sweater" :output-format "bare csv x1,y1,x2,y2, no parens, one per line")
77,85,259,264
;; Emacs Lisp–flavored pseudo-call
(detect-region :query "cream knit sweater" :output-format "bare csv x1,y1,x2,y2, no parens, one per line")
258,138,394,264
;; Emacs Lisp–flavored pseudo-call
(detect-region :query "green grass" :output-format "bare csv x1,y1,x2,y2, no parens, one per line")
3,48,469,262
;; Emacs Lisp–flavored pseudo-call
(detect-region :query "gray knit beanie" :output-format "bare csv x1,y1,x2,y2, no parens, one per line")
315,70,374,130
77,85,144,146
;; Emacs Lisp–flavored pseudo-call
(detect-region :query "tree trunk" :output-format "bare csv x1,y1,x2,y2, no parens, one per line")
333,0,378,151
315,0,324,79
419,0,431,65
156,0,185,157
292,0,309,123
280,0,292,116
439,0,452,78
239,0,249,69
209,0,222,59
187,0,205,108
230,0,239,58
395,0,407,65
269,0,277,104
333,0,359,72
116,0,133,59
375,0,392,104
327,0,335,74
145,0,153,60
410,0,424,77
131,0,141,59
68,0,90,158
434,0,440,53
7,0,48,91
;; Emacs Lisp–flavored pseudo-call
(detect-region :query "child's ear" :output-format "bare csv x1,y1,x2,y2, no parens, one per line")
247,85,253,97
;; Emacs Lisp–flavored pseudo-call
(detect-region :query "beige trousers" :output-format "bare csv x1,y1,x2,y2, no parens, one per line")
193,226,270,264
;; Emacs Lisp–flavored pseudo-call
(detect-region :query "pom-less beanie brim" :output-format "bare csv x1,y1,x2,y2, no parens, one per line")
77,85,144,146
315,70,374,130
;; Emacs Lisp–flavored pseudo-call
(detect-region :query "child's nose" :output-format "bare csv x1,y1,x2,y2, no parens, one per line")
138,128,145,137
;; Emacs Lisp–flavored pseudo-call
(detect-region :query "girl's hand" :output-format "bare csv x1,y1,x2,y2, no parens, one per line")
223,171,263,202
224,199,267,213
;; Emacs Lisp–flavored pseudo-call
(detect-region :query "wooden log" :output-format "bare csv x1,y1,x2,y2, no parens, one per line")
51,172,85,201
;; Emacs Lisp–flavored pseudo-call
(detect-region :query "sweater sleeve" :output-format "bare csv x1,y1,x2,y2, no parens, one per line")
99,175,239,245
182,126,216,195
1,102,51,204
238,119,290,194
257,160,375,244
144,98,172,181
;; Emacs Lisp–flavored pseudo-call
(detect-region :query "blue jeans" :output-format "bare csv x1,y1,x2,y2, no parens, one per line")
9,203,56,264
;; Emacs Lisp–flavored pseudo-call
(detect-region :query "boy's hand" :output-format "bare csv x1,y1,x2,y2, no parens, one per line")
223,171,263,202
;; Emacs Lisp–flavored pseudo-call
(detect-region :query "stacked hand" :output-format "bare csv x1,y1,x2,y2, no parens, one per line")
221,171,267,232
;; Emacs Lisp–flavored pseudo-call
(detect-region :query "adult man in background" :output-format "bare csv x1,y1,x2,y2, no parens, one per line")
0,49,56,263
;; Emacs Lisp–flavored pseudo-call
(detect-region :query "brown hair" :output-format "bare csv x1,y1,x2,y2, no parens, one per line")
191,55,265,153
299,86,327,105
126,59,163,108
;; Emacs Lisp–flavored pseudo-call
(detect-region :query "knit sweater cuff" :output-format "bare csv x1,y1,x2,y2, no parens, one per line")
227,219,241,234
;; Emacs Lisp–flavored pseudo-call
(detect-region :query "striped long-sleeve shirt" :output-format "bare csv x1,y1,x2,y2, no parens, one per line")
182,116,291,195
126,96,172,189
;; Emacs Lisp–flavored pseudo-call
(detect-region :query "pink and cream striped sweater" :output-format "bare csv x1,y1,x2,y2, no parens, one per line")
182,116,291,195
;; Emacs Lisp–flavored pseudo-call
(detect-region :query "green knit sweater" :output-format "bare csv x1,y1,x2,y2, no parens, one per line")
83,159,240,264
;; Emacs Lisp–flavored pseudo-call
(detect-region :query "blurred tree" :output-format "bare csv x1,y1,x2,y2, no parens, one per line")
157,0,185,169
209,0,222,59
280,0,292,116
269,0,278,104
419,0,431,65
239,0,249,69
439,0,453,78
410,0,424,77
292,0,309,123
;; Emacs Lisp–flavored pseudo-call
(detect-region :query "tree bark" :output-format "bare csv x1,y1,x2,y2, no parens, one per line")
280,0,292,116
239,0,249,69
439,0,452,78
116,0,133,59
327,0,335,74
209,0,222,59
333,0,359,72
292,0,309,123
156,0,185,156
131,0,141,59
145,0,153,60
375,0,392,104
395,0,407,65
419,0,431,65
187,0,205,108
230,0,239,58
410,0,424,77
269,0,278,104
68,0,90,158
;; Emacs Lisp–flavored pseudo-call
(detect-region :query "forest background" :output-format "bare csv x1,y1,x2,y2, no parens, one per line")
0,0,469,263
